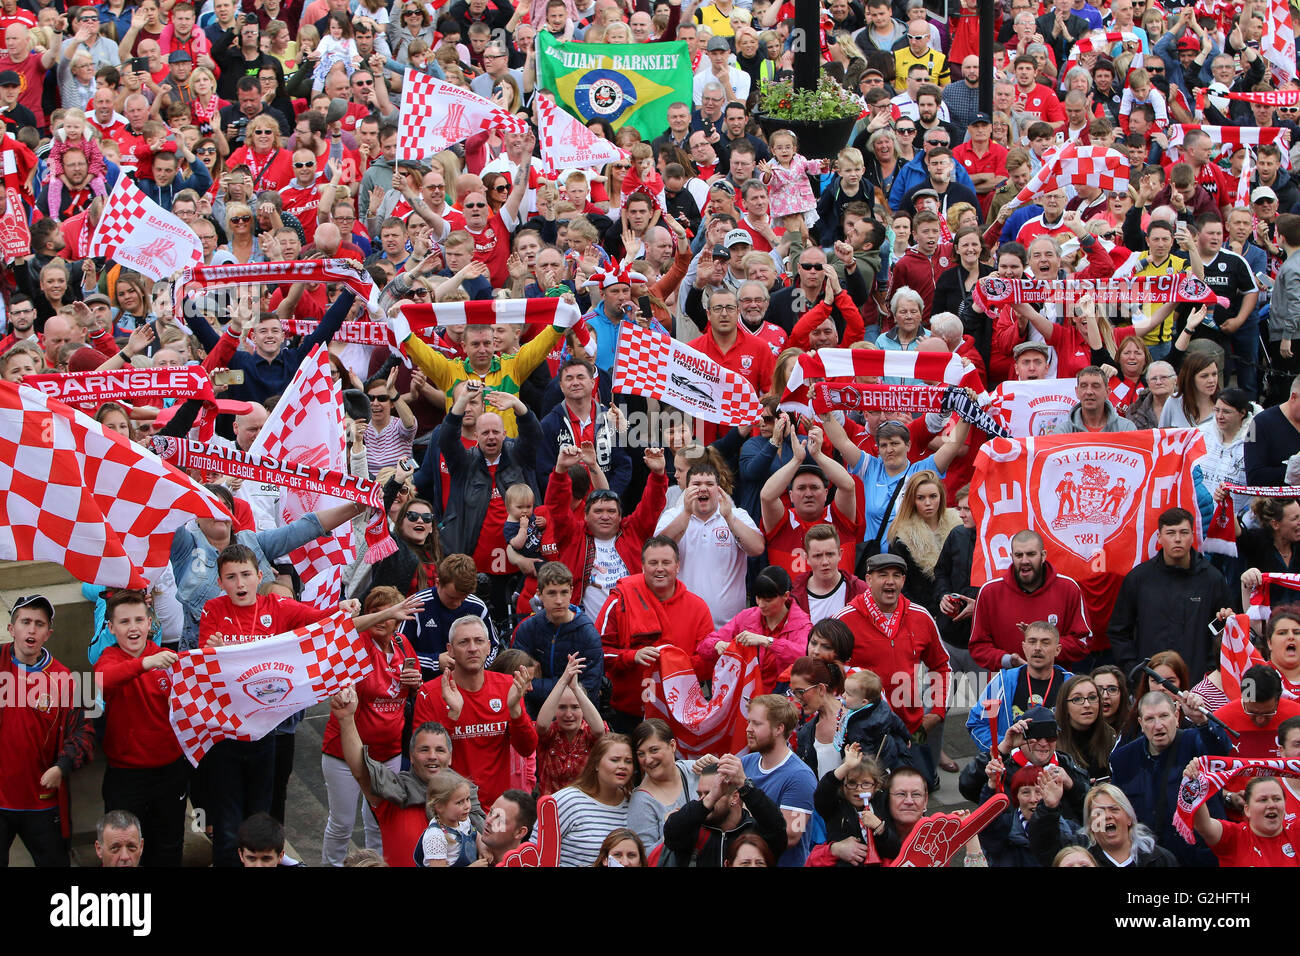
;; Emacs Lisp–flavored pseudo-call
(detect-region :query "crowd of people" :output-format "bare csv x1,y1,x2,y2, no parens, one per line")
3,0,1300,871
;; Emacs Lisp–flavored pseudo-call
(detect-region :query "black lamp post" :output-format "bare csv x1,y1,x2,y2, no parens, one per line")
793,0,820,92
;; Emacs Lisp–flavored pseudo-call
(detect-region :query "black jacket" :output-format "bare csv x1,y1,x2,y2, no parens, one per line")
934,261,993,320
438,408,542,557
959,748,1091,823
660,785,787,866
933,524,976,649
1108,549,1234,684
813,770,902,864
1034,11,1090,64
981,801,1082,867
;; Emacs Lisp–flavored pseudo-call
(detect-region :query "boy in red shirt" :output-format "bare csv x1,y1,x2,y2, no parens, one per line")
0,595,94,867
93,590,186,868
197,543,420,866
413,616,537,807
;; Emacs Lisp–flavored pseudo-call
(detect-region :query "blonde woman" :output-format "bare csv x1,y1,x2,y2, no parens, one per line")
264,20,299,71
187,67,228,144
886,470,960,617
223,202,262,263
226,117,292,191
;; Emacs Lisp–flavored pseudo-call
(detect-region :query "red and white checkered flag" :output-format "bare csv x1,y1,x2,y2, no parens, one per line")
1263,0,1297,82
169,610,371,765
397,69,529,160
88,174,202,280
613,322,762,426
246,344,353,607
535,92,626,174
1007,142,1130,211
1061,30,1140,76
0,381,228,588
1237,147,1254,208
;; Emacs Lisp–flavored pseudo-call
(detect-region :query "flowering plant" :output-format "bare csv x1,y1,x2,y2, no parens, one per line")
755,75,866,122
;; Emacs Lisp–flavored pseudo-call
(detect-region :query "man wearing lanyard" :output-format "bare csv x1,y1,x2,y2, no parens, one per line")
537,356,632,496
966,621,1074,751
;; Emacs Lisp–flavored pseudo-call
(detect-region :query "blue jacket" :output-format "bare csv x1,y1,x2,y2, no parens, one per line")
966,664,1074,752
586,301,622,375
137,160,213,211
1109,724,1231,867
536,400,631,498
888,152,975,210
189,287,355,405
509,605,604,716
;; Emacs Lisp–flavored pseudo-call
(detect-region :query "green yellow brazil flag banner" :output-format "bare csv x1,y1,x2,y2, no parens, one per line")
536,32,692,140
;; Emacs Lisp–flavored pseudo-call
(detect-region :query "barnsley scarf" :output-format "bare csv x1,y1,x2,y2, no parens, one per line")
26,366,220,440
973,273,1223,312
1195,88,1300,111
1246,572,1300,621
1206,485,1300,557
809,382,1012,438
1175,757,1300,843
151,436,394,562
781,348,979,411
173,259,383,322
858,589,905,640
286,318,393,346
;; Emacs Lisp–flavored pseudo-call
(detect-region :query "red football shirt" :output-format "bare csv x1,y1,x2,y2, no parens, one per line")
764,502,857,576
1015,84,1065,124
320,631,417,761
372,800,428,868
279,182,322,245
468,211,512,286
471,463,509,574
1211,818,1300,867
94,642,184,769
198,593,327,647
412,670,538,806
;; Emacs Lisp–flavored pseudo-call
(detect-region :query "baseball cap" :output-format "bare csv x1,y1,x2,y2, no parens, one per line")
1023,705,1059,739
0,70,20,87
168,50,193,63
711,243,731,259
723,228,752,248
863,552,907,573
706,36,731,52
1252,185,1279,203
862,67,884,79
1177,34,1200,51
793,461,827,482
1013,341,1052,359
83,292,112,307
911,187,939,203
970,111,992,125
10,595,54,621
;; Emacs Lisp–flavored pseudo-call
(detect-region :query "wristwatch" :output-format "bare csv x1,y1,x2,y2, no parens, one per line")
738,777,755,796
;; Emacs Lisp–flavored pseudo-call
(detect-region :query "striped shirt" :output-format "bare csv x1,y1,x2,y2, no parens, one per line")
364,417,416,478
552,787,630,867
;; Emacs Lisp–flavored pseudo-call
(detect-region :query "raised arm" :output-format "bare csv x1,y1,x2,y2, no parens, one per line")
805,424,857,525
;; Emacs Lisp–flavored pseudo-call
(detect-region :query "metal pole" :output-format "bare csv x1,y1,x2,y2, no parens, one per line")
978,0,994,116
794,0,819,92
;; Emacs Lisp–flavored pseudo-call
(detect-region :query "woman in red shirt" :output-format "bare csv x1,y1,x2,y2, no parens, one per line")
1185,768,1300,867
535,653,607,796
319,586,422,867
226,117,293,194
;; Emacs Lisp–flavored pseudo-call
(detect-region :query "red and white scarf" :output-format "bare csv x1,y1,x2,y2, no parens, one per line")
393,296,582,334
26,366,220,440
810,381,1012,438
1175,757,1300,843
1206,485,1300,557
1166,125,1292,168
1196,88,1300,110
973,273,1223,312
859,589,905,640
1063,31,1140,75
173,259,382,322
151,436,393,562
780,348,978,411
1246,572,1300,621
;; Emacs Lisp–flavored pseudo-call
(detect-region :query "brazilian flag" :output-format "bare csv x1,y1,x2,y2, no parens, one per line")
536,33,692,141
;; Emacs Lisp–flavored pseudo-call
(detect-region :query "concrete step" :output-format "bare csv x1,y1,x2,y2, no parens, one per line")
0,579,95,674
0,561,82,591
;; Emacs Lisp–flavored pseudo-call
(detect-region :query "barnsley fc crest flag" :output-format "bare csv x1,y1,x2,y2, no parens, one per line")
536,33,692,139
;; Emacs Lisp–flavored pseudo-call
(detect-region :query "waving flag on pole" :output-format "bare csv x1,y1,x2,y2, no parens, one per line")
247,344,353,607
613,321,762,426
1263,0,1298,82
0,381,228,588
396,70,529,160
1220,613,1267,700
644,641,759,758
535,92,628,173
1236,147,1255,208
169,611,372,765
1004,142,1131,212
88,174,202,280
536,33,692,139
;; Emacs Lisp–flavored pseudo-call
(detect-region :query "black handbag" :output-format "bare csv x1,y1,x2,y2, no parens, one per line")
854,474,907,579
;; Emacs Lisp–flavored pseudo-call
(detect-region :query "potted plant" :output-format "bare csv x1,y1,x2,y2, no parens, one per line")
754,75,866,160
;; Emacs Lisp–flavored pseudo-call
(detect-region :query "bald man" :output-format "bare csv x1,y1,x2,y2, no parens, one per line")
311,221,342,258
41,315,81,369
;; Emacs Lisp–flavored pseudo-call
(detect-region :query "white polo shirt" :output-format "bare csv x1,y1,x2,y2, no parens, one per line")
654,504,758,626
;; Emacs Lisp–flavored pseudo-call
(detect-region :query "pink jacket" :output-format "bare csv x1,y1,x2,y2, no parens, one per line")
766,154,823,218
695,602,812,693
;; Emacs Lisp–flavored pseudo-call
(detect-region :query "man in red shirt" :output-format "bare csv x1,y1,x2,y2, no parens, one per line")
196,542,412,865
1012,53,1065,129
597,535,715,734
413,616,538,807
688,286,775,443
93,590,186,868
1,24,56,128
333,685,486,867
465,152,532,286
951,113,1007,218
834,552,952,735
87,85,126,140
0,595,94,867
760,421,860,575
279,146,337,246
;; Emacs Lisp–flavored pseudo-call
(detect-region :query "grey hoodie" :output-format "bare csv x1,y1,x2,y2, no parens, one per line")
358,155,395,225
1052,400,1137,434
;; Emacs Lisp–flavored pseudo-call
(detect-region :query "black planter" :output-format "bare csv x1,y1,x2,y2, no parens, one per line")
753,113,859,160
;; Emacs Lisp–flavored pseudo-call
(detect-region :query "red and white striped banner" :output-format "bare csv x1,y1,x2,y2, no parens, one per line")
1062,30,1140,75
169,610,372,765
1196,87,1300,111
643,641,759,758
1263,0,1298,82
1236,147,1254,208
781,347,976,411
1006,142,1130,211
1166,124,1292,168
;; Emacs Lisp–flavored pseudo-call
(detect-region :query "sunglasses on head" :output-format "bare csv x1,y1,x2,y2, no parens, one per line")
588,490,620,504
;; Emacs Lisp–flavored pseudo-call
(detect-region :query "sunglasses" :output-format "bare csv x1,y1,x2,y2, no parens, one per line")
293,161,314,168
229,214,252,224
252,129,274,135
492,183,509,192
1146,65,1164,72
354,79,374,86
613,163,631,169
408,287,430,298
463,201,487,208
404,512,434,523
925,139,949,147
367,393,394,403
196,146,217,154
799,262,823,270
426,182,446,190
896,126,916,134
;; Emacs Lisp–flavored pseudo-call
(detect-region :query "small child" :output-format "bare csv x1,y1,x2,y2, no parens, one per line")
133,120,171,183
619,141,665,212
816,146,870,245
238,812,303,866
833,669,878,753
45,108,109,220
838,668,914,770
314,11,360,91
761,129,826,229
415,769,479,867
504,483,546,573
